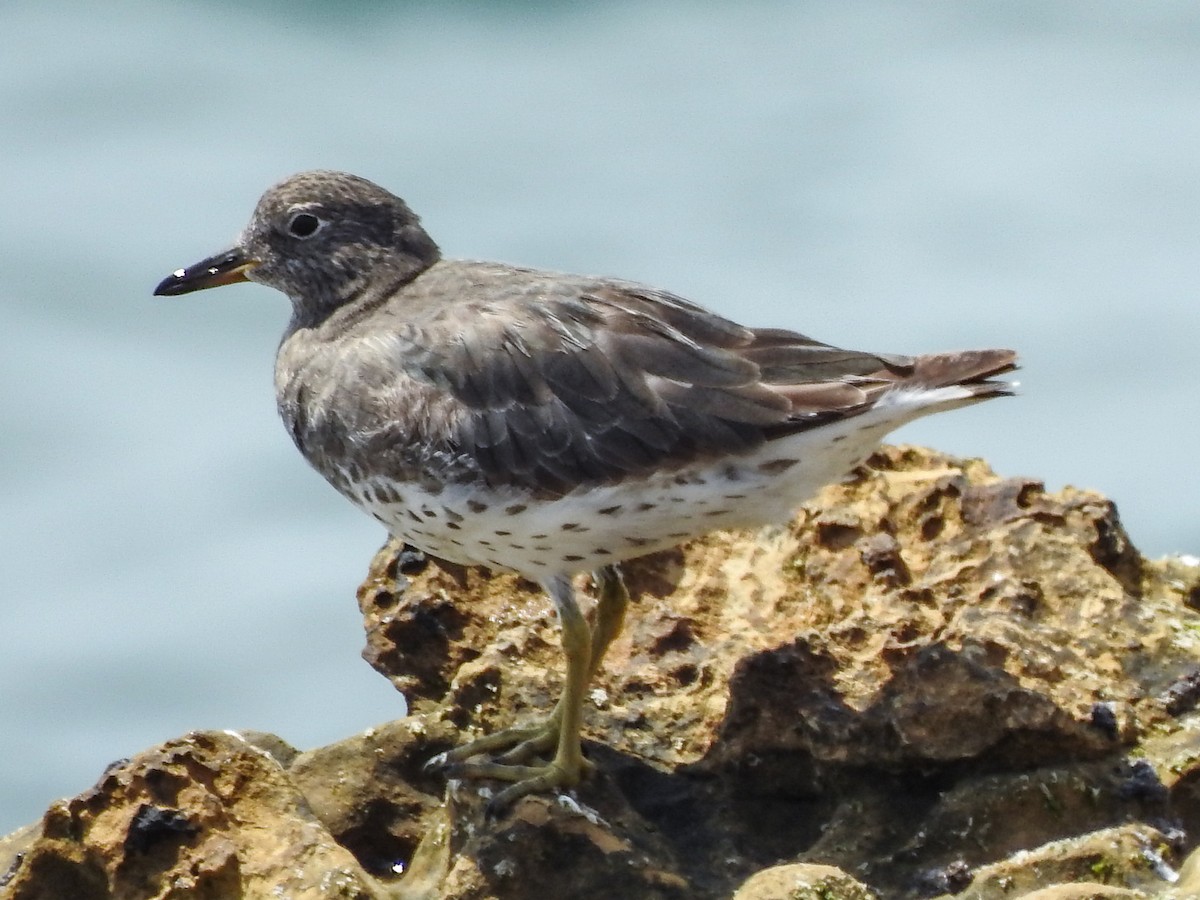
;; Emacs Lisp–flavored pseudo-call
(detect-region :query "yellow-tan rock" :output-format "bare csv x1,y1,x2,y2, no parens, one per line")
3,447,1199,899
731,862,878,899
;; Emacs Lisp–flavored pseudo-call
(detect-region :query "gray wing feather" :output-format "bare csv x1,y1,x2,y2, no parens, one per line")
344,274,1013,496
374,283,911,494
281,258,1015,500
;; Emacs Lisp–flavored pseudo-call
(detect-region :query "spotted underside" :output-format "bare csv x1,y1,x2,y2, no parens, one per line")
336,386,969,580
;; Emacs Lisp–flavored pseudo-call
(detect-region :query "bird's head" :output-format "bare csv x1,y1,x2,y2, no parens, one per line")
154,170,441,324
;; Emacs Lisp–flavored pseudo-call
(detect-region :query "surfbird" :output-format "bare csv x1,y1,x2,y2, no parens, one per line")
154,170,1017,809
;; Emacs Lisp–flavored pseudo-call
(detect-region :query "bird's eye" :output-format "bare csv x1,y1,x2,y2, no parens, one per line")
286,211,324,239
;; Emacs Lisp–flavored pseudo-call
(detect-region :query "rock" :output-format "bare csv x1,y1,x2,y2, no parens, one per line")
1015,886,1145,900
937,823,1173,898
1173,841,1200,897
4,446,1200,899
0,730,385,900
731,862,878,899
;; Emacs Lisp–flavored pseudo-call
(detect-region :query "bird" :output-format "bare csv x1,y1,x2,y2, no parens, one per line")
154,170,1017,811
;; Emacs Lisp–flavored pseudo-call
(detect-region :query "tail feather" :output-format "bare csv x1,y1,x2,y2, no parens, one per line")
908,348,1019,391
874,348,1018,421
771,347,1018,417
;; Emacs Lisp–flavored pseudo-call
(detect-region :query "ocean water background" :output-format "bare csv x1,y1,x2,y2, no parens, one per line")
2,1,1198,835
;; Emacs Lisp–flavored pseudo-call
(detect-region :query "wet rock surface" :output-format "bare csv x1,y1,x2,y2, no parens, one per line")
4,446,1199,899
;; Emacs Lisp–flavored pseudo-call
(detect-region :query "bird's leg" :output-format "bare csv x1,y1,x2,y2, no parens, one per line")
587,564,630,680
438,574,589,805
490,564,629,765
431,566,630,810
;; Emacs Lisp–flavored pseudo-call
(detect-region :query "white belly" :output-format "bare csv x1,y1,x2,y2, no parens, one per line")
342,402,920,581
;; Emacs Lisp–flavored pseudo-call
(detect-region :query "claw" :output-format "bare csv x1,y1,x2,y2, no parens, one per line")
485,765,577,818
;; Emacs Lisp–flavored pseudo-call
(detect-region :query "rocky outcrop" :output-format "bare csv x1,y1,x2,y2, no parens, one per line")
3,446,1199,899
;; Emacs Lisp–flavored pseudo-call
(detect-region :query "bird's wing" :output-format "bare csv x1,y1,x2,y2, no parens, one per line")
354,280,938,496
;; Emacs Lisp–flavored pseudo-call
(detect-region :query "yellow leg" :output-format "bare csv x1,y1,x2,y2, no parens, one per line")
428,566,630,812
587,565,629,681
491,565,629,765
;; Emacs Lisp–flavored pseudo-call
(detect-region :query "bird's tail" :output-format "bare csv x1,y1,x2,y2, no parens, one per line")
908,348,1019,402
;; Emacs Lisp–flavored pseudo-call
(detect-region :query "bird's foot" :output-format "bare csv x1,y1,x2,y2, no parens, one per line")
424,717,555,768
451,759,582,815
425,715,591,815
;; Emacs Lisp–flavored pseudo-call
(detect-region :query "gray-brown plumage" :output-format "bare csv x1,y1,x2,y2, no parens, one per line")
155,170,1016,811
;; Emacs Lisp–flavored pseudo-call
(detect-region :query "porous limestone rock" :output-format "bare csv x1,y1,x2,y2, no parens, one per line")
3,447,1199,899
731,862,878,899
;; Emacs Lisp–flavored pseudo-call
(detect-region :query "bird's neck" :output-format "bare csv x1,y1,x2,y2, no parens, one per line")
287,250,440,333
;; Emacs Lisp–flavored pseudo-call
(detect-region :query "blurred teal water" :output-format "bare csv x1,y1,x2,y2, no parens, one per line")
2,0,1198,835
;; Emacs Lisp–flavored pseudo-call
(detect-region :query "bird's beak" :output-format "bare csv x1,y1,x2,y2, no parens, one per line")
153,247,259,296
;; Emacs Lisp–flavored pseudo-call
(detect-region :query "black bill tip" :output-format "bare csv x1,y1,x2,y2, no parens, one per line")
154,249,257,296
